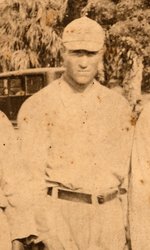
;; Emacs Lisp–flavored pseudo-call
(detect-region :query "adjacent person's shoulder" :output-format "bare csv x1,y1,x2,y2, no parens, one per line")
133,101,150,137
0,111,12,129
138,101,150,122
0,111,15,146
0,110,8,121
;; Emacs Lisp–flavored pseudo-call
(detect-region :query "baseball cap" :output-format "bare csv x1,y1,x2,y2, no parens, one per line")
62,16,105,52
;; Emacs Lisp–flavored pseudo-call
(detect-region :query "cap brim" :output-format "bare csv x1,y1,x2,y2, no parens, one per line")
63,41,101,52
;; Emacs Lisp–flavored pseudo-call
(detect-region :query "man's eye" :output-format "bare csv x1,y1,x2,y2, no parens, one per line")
87,52,98,56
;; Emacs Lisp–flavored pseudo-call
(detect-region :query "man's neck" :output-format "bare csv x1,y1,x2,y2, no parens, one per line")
63,73,94,93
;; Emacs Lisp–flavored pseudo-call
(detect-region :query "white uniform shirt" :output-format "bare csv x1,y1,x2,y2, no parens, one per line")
18,77,133,195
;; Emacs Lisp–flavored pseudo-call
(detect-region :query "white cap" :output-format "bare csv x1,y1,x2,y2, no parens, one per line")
62,17,105,52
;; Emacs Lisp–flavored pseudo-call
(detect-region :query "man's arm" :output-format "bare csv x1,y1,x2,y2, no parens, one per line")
129,104,150,250
0,112,38,242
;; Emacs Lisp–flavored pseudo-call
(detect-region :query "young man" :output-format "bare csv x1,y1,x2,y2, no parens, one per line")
18,17,134,250
130,102,150,250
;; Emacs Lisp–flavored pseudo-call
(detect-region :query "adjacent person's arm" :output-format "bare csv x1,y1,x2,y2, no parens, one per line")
0,112,38,243
130,103,150,250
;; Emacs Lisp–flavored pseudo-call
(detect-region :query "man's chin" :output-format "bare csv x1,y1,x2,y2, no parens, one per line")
76,78,92,86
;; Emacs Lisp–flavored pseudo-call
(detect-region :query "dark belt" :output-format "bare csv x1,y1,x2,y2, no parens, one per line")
47,187,126,205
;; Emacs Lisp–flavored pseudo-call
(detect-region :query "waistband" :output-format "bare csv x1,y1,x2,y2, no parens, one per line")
47,187,126,205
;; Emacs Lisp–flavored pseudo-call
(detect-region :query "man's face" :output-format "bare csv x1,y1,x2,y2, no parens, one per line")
63,49,102,86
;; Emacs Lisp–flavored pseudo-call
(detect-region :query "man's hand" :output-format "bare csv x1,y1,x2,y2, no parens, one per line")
43,237,64,250
12,240,25,250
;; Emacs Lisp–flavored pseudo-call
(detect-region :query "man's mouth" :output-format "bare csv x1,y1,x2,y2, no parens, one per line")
78,70,89,72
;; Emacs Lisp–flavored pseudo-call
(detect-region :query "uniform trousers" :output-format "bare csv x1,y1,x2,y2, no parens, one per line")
45,194,128,250
0,208,11,250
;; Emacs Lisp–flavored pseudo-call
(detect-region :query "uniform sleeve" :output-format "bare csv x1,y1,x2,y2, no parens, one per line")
17,98,52,242
0,170,8,208
104,92,134,188
129,103,150,250
0,189,7,208
111,95,134,242
0,112,38,241
17,97,49,194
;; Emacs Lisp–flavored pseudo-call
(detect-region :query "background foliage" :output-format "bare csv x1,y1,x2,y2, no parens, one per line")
82,0,150,106
0,0,68,71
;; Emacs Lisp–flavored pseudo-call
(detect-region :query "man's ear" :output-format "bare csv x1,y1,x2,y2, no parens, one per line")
98,60,104,72
98,47,105,66
60,45,67,67
97,48,105,82
98,46,105,58
62,54,66,67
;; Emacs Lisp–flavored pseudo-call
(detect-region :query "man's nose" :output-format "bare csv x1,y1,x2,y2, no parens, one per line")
79,55,88,68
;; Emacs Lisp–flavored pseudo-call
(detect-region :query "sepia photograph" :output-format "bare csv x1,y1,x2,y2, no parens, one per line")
0,0,149,249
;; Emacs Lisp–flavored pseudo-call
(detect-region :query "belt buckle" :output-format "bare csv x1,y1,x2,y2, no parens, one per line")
97,195,105,204
97,189,118,204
